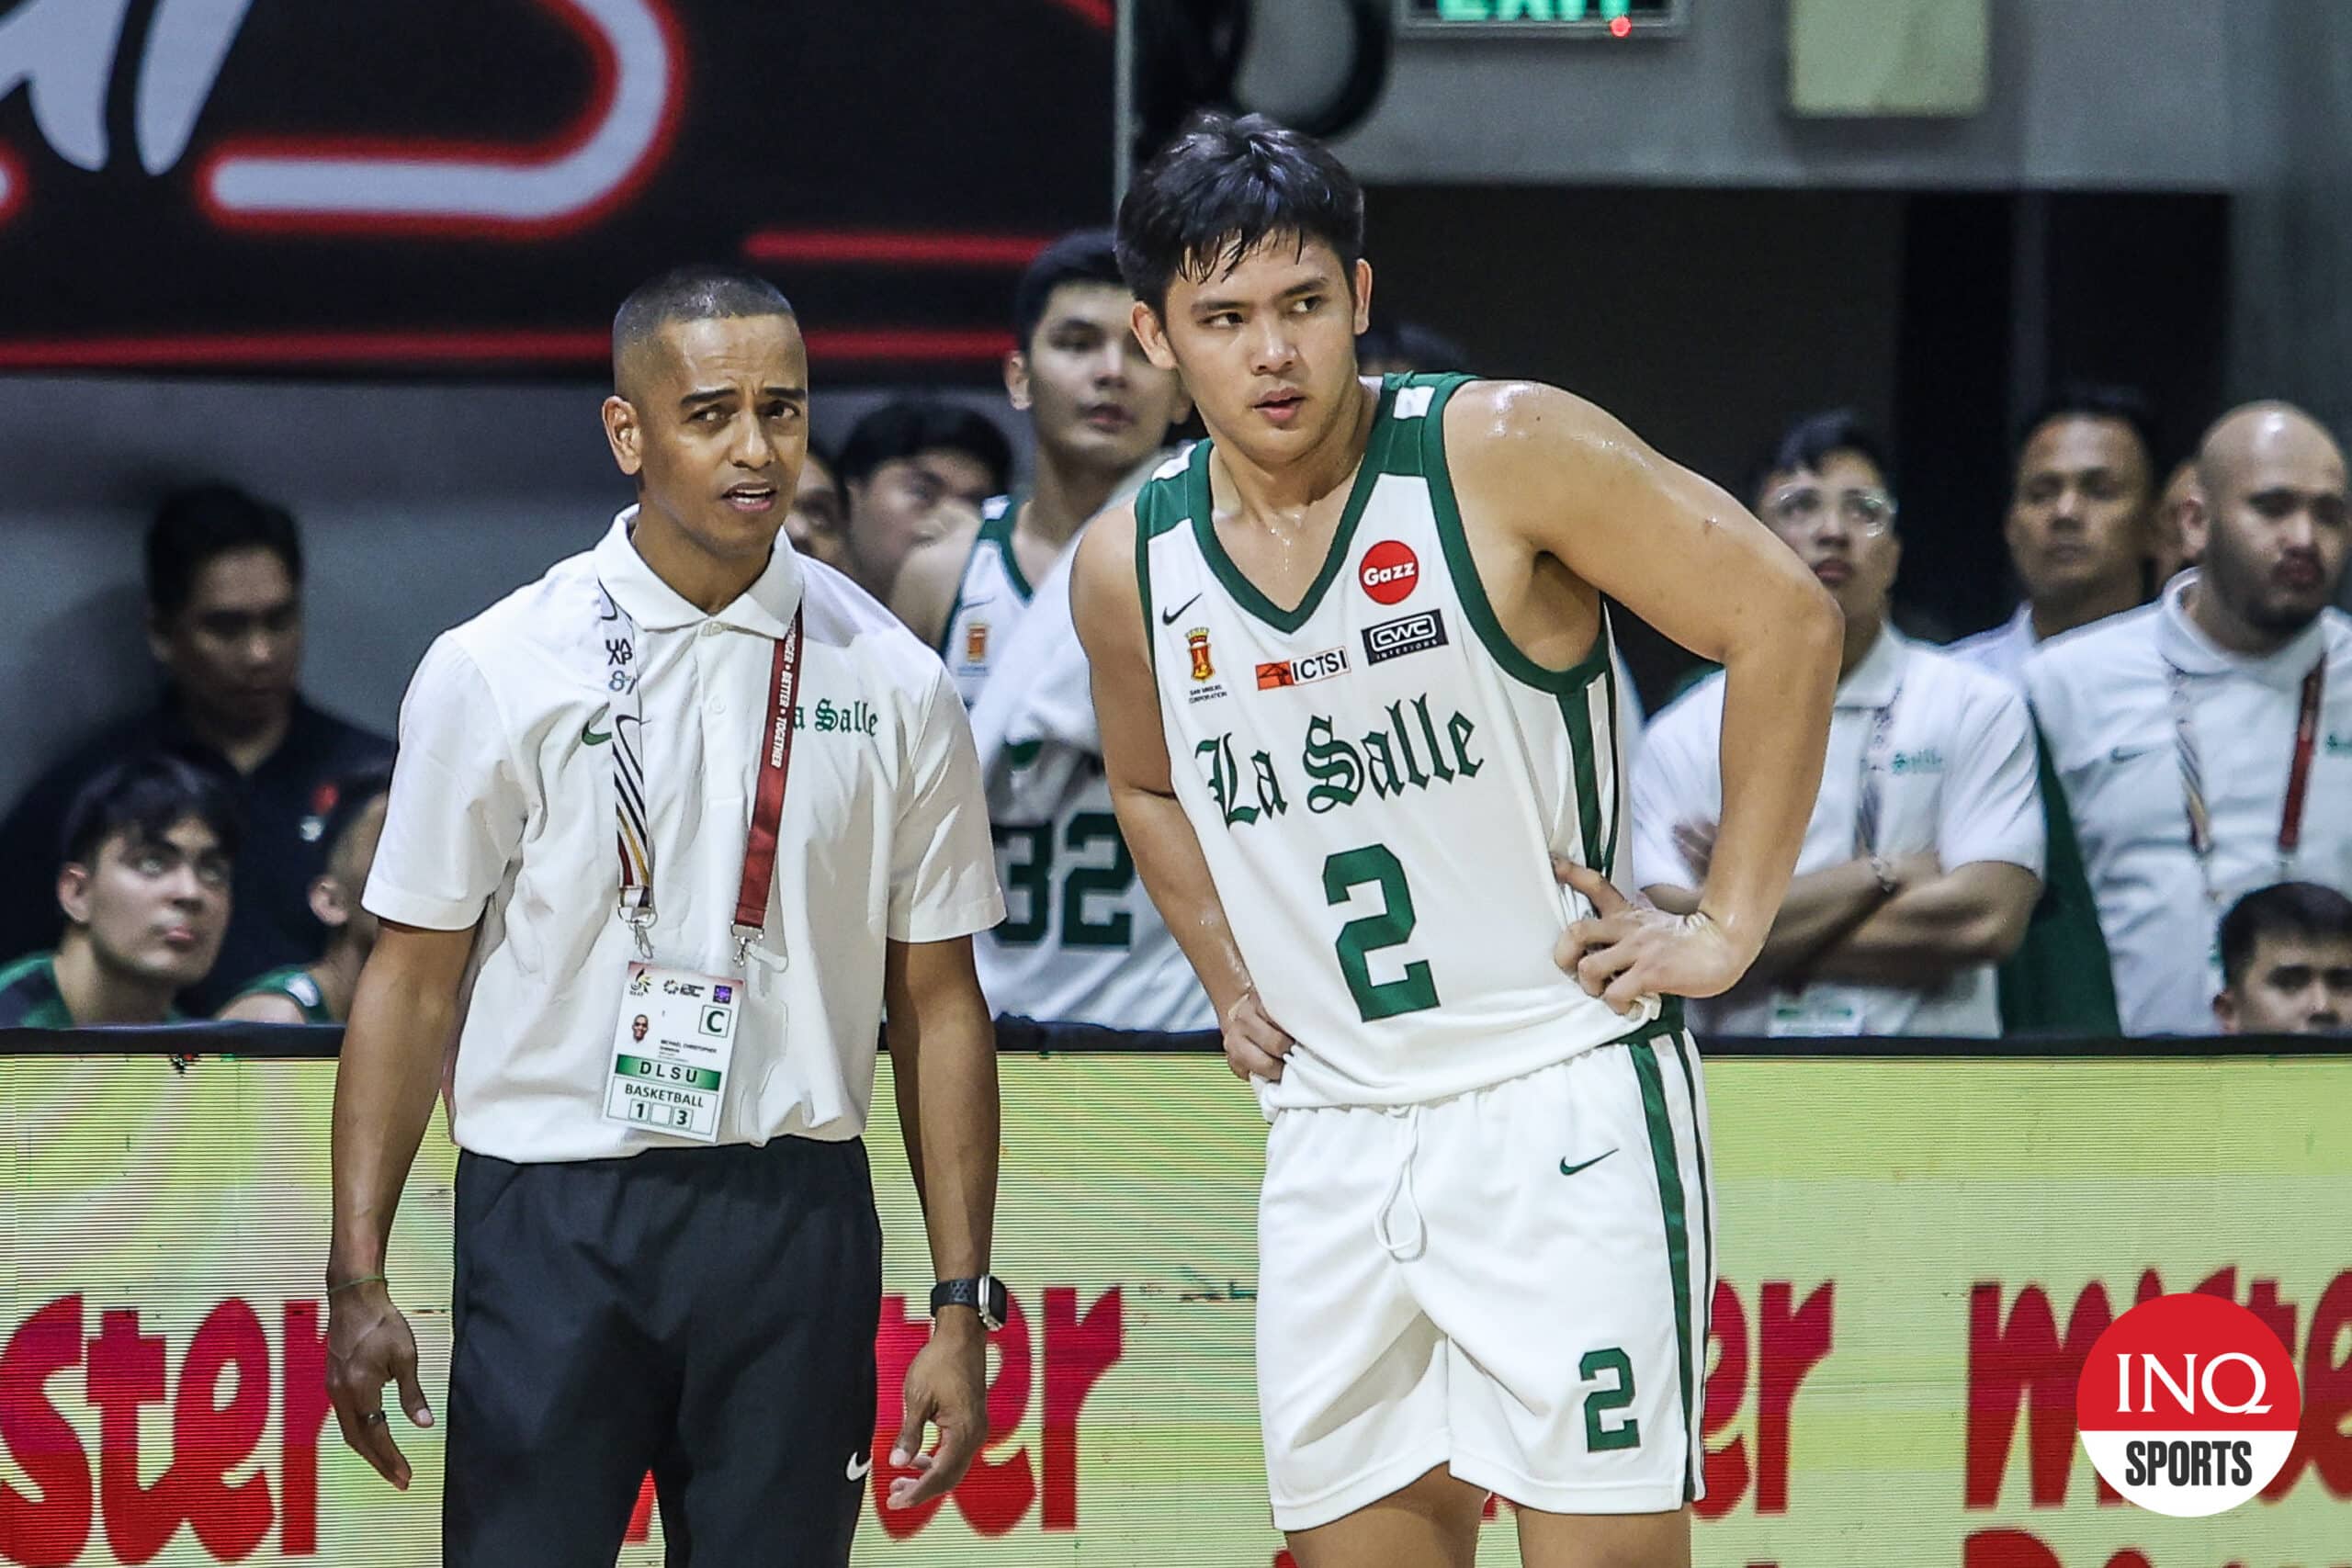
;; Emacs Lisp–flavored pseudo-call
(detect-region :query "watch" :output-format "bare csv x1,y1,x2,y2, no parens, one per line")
930,1274,1009,1331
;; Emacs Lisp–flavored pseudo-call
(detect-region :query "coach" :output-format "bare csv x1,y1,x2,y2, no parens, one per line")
322,266,1007,1566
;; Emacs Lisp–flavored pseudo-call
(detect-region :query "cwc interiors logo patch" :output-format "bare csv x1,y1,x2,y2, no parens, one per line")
2075,1292,2301,1517
1359,540,1419,605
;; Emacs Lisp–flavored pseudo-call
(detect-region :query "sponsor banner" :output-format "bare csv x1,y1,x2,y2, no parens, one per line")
0,1054,2346,1564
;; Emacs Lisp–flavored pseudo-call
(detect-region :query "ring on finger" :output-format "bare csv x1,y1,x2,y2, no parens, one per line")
360,1410,388,1427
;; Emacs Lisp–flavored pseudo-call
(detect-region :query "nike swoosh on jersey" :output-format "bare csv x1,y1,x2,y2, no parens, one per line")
1160,592,1204,626
2108,745,2159,764
582,720,613,746
846,1452,874,1481
1559,1149,1617,1178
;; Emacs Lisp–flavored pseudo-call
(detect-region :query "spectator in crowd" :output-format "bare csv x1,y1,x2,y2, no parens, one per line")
2028,400,2352,1035
0,484,392,1010
2213,881,2352,1034
2154,456,2205,587
835,400,1013,601
1355,316,1469,378
1634,411,2044,1036
785,439,852,575
218,765,390,1024
891,229,1192,705
1951,383,2160,682
0,756,237,1028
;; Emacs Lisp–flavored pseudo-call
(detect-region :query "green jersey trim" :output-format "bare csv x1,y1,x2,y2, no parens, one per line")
232,964,334,1024
1418,376,1614,698
1185,378,1401,635
1134,471,1191,679
935,492,1031,659
0,953,74,1029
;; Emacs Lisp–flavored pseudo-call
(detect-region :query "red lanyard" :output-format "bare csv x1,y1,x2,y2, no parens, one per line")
2279,661,2324,859
732,613,805,961
2167,657,2325,900
602,588,804,964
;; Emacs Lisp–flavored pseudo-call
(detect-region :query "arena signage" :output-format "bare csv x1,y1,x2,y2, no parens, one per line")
0,1052,2344,1564
0,0,1112,375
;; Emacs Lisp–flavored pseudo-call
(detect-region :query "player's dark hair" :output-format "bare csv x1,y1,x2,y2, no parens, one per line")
2016,381,2161,476
800,438,842,500
1746,409,1894,509
612,265,795,386
1013,230,1127,351
2219,881,2352,987
314,762,394,865
1115,110,1365,318
145,483,301,621
1358,318,1469,375
837,400,1013,497
59,754,242,872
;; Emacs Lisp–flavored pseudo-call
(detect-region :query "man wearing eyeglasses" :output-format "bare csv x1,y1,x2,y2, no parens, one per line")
1631,411,2046,1037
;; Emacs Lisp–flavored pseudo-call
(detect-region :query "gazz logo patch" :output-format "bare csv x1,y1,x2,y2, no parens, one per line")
1258,648,1351,690
1363,609,1449,667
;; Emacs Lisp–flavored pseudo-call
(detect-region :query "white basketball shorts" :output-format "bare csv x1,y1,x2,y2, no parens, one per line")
1255,1029,1715,1531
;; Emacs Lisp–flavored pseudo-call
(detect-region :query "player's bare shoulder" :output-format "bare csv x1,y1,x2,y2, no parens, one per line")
1442,378,1632,490
1069,500,1143,659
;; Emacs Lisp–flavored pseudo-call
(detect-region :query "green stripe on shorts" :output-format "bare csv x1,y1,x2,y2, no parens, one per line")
1632,1039,1695,1502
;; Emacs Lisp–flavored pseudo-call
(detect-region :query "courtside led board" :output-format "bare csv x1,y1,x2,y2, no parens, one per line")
1397,0,1686,38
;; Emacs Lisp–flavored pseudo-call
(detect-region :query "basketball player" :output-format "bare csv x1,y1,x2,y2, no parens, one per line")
892,230,1192,706
1070,113,1841,1567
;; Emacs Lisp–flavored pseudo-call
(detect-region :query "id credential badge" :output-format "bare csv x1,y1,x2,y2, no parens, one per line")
591,575,804,1144
605,962,741,1141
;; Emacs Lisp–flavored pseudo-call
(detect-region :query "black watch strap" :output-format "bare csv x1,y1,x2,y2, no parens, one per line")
930,1274,1008,1331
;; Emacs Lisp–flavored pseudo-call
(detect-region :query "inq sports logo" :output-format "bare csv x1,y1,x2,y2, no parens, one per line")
2075,1292,2302,1517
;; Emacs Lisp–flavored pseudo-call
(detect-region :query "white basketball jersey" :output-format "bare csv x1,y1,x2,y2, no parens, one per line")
1135,374,1672,1111
978,740,1218,1032
939,493,1031,708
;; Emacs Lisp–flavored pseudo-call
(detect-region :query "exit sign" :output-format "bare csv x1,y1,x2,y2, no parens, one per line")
1398,0,1686,35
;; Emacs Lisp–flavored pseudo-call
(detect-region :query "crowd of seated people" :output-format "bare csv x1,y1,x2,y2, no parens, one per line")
3,245,2346,1041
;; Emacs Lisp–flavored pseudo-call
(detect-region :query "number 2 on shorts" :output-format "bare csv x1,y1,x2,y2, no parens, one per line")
1323,843,1441,1021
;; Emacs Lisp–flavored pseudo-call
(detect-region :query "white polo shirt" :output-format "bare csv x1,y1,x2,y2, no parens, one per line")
1948,604,2040,685
1632,627,2044,1037
2024,570,2352,1036
366,512,1004,1162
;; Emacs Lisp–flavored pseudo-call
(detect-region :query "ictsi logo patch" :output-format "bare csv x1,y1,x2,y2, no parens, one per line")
2075,1292,2301,1517
1257,648,1350,690
1359,540,1419,605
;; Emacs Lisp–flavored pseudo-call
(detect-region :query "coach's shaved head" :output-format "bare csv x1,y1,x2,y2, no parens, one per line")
2187,400,2347,649
612,265,796,400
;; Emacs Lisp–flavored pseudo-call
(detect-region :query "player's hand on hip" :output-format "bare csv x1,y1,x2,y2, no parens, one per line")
325,1278,433,1491
1555,857,1748,1009
1220,984,1295,1083
888,1316,989,1508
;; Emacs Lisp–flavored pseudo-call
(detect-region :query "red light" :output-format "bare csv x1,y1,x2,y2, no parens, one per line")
1610,15,1633,36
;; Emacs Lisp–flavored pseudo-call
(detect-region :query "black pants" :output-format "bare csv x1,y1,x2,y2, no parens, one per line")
445,1136,882,1567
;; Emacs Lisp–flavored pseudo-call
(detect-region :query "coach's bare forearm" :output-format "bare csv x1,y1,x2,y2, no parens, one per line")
885,939,998,1281
328,923,470,1283
1804,862,2041,988
1108,781,1257,1018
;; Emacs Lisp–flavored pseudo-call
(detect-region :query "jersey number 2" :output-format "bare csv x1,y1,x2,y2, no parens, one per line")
1323,844,1441,1022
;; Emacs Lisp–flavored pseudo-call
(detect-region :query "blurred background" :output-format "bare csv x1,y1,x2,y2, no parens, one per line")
7,0,2349,783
